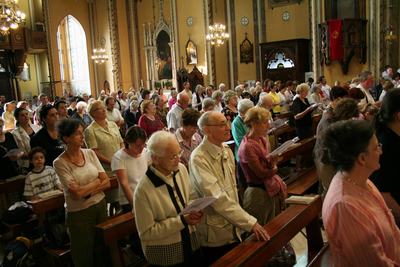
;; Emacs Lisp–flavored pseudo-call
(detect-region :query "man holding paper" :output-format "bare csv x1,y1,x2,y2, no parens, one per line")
133,131,204,266
190,111,270,265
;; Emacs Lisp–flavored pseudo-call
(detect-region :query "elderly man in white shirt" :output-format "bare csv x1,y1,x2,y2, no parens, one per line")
166,92,189,132
105,96,124,128
189,111,269,265
357,70,376,105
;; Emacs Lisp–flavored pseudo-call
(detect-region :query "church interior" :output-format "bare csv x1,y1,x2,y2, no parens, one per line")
0,0,398,99
0,0,399,267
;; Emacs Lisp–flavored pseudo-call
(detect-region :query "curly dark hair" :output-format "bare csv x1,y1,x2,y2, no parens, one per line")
320,120,374,171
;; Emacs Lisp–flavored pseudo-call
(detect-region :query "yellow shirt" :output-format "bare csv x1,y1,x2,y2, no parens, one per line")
268,92,281,114
84,120,123,171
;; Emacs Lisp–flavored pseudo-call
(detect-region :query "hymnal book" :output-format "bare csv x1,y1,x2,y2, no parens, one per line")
270,136,300,157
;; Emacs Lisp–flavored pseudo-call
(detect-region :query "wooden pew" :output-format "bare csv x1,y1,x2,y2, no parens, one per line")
0,176,25,194
95,212,140,267
212,196,326,267
287,167,318,196
26,176,119,265
275,137,318,195
277,136,316,165
28,176,119,221
0,176,28,238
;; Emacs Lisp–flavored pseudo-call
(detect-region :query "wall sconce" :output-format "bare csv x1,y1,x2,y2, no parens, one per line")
384,25,397,44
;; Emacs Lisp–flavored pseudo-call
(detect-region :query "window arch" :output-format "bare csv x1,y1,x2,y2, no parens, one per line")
57,15,90,96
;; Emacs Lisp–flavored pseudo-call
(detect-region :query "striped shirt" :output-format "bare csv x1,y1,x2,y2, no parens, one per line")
24,166,61,197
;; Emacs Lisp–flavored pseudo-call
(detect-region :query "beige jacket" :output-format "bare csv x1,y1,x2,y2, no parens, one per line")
189,137,257,247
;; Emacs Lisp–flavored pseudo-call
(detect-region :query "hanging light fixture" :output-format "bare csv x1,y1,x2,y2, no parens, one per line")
91,40,108,64
91,1,108,64
0,0,26,35
206,23,229,47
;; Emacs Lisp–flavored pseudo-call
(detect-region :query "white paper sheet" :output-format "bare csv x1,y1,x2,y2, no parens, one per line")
179,196,217,215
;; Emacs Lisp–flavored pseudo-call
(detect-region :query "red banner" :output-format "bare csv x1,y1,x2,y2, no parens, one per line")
328,20,343,61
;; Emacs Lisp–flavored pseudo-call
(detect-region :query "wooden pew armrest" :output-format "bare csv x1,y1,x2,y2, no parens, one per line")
95,212,136,245
212,196,323,267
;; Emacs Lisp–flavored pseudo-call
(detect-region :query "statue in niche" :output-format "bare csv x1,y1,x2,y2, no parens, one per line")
156,30,172,80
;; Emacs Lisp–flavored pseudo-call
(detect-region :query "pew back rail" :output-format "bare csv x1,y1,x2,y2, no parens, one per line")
212,196,324,267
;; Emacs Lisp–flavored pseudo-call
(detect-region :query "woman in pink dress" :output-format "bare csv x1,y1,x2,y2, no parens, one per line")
320,120,400,267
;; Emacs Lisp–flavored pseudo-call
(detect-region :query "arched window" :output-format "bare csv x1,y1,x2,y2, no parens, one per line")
57,15,90,95
266,52,295,70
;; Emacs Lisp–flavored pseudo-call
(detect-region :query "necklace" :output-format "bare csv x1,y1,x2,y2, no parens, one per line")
65,149,85,167
341,174,370,194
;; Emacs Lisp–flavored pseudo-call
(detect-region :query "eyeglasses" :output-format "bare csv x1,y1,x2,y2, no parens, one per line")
206,120,230,127
167,150,184,161
92,107,105,112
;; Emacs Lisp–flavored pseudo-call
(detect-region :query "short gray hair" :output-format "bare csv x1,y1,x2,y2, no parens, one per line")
257,93,270,106
197,111,213,132
212,90,223,100
238,99,254,114
130,100,139,111
202,98,215,110
147,131,177,157
194,84,204,93
218,83,226,90
223,90,237,104
76,101,87,112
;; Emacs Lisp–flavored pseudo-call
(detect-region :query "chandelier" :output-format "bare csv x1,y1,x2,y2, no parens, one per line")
206,23,229,47
0,0,26,35
91,47,108,64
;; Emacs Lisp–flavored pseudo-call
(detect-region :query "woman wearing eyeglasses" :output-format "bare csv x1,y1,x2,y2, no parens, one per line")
85,100,124,215
320,120,400,266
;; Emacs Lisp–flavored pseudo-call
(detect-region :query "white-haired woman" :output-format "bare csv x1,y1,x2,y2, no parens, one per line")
192,85,205,111
124,100,140,128
133,131,204,266
222,90,239,123
212,91,223,112
71,101,92,128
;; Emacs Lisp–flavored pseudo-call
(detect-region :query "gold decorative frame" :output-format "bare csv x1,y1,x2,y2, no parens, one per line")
186,38,198,65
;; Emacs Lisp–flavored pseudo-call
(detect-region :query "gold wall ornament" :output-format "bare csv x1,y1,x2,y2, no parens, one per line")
185,38,197,65
240,33,254,64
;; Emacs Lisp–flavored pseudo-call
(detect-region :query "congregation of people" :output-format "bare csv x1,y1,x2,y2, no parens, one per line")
0,66,400,267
